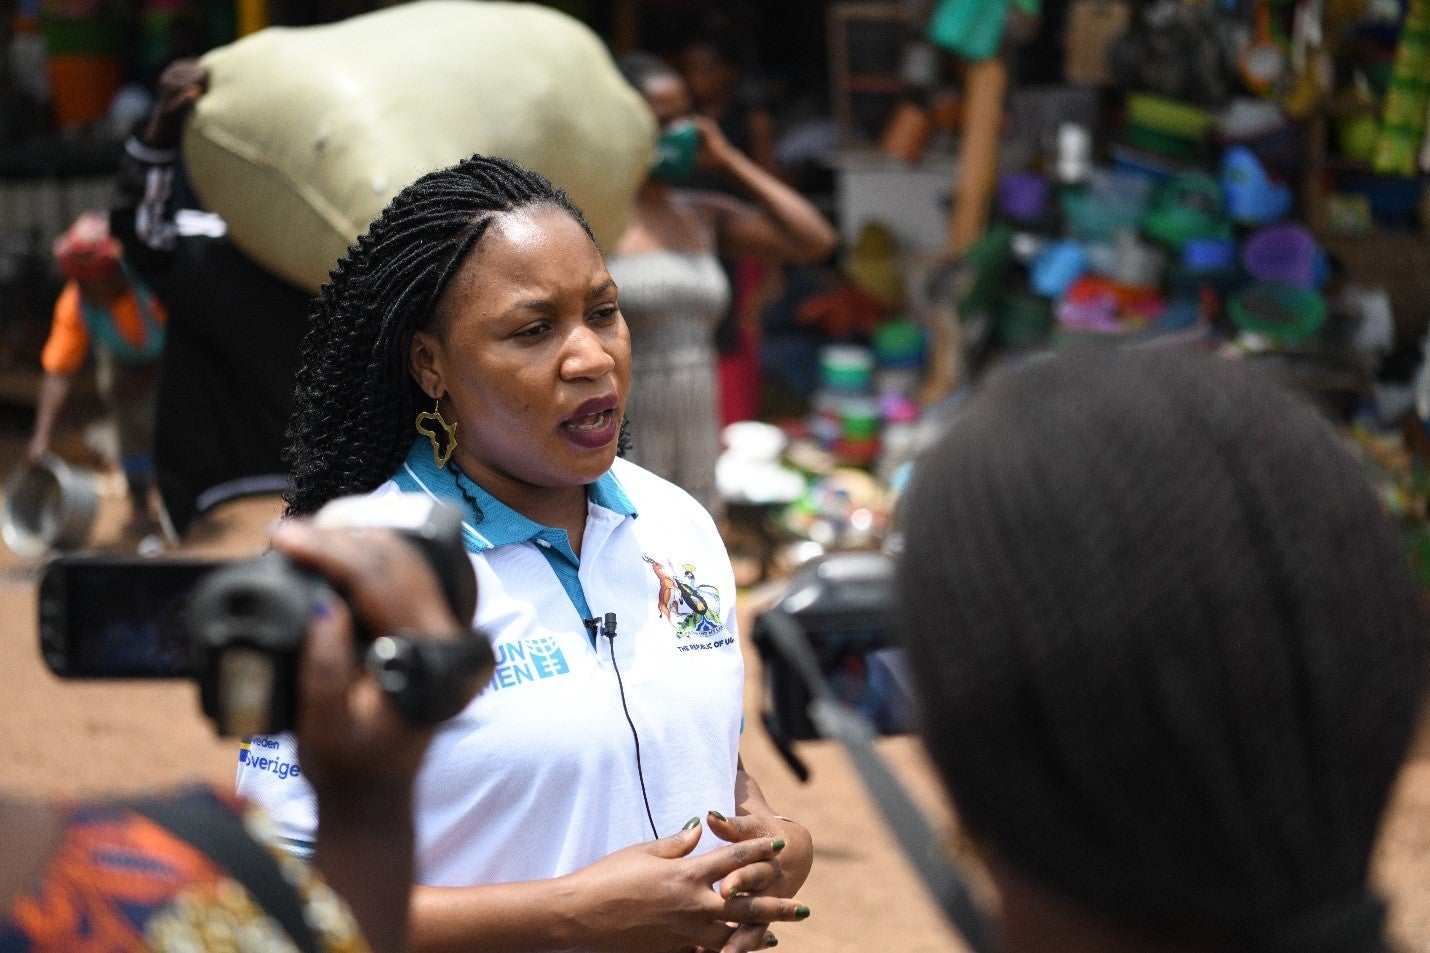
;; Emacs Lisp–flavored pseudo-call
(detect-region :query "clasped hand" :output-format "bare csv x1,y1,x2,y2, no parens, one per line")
564,816,809,953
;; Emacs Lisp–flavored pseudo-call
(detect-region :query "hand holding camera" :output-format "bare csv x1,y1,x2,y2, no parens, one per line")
33,496,493,953
266,517,488,795
262,512,491,953
39,494,493,737
188,495,485,736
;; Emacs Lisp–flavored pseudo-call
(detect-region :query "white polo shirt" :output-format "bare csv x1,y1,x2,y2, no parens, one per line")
236,441,745,888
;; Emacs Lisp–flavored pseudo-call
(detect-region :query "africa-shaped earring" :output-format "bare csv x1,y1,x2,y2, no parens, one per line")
414,395,458,469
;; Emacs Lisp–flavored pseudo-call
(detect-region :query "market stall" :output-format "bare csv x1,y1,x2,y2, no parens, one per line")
723,0,1430,583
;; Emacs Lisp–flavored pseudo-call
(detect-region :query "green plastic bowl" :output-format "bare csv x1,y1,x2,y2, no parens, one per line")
1229,282,1327,343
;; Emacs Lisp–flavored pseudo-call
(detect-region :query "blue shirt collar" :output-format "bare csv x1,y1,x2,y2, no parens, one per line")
588,464,637,518
391,438,636,554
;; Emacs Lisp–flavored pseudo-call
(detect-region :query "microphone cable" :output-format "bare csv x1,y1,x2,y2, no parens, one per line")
600,612,659,839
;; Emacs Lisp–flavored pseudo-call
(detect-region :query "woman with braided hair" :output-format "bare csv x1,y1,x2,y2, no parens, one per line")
238,153,813,953
897,347,1427,953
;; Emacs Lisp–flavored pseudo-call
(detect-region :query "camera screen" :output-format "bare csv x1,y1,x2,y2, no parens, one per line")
44,560,222,678
826,647,919,735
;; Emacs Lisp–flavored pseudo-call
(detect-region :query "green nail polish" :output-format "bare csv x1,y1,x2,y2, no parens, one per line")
708,810,727,821
766,935,779,947
794,905,810,920
771,838,786,852
682,817,700,831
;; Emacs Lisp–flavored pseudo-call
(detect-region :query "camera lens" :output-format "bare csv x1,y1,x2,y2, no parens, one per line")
224,590,262,618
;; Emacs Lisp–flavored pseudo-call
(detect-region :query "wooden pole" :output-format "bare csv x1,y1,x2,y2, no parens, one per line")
920,55,1007,405
945,56,1007,258
236,0,268,37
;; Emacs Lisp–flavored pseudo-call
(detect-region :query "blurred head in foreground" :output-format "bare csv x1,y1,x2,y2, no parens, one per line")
898,348,1426,953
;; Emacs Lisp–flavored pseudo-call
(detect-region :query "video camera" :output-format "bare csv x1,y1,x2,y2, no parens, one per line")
37,494,493,737
751,551,995,953
751,550,916,778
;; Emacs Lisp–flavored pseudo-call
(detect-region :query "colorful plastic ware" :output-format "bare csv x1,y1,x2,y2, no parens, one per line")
1143,172,1233,248
1031,240,1090,297
1242,224,1317,288
1127,93,1216,140
1222,146,1294,225
1229,282,1327,343
996,172,1052,223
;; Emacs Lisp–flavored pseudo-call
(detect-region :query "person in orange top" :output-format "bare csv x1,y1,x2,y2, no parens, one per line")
29,212,168,542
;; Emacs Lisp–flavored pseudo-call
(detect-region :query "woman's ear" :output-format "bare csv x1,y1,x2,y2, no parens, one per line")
410,330,444,398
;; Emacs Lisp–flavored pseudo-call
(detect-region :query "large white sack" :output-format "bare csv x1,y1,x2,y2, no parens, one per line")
185,0,655,293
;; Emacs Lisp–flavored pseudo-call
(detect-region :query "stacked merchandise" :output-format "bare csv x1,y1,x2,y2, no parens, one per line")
950,0,1425,358
969,99,1336,352
716,318,931,577
805,318,927,475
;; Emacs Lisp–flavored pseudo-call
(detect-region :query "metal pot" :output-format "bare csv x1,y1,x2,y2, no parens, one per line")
3,455,98,558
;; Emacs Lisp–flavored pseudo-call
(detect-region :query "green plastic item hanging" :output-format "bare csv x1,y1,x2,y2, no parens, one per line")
929,0,1009,61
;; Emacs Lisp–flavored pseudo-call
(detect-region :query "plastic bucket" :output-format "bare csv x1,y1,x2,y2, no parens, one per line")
996,172,1051,223
1062,190,1143,243
1182,237,1238,273
3,456,98,558
1229,282,1327,343
819,345,875,392
46,54,122,127
1242,224,1316,288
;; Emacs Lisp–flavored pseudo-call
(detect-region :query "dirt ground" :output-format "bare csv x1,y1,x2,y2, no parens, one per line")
1,420,1428,953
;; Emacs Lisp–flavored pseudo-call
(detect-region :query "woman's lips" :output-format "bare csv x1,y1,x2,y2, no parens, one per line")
560,407,618,450
566,395,617,420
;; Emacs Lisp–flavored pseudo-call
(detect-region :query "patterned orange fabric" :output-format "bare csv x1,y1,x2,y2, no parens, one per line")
7,808,218,951
1,789,368,953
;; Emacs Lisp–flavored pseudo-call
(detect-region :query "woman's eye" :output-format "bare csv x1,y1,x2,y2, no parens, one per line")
591,305,620,324
513,322,550,339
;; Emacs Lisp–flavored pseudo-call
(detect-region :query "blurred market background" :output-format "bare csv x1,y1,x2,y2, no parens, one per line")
1,0,1430,950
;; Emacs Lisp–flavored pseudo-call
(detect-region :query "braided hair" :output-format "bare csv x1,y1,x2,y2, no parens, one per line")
284,154,593,516
898,348,1426,952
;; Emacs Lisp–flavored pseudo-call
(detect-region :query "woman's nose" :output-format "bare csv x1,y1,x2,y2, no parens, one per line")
561,325,617,380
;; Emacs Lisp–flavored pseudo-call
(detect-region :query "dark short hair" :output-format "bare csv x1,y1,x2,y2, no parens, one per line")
618,51,681,95
898,347,1425,949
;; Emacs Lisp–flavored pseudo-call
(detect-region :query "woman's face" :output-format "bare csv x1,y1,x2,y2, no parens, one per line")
681,45,735,106
642,73,693,130
410,205,630,496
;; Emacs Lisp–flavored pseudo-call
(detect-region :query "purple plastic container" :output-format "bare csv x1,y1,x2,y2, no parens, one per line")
997,172,1051,223
1242,224,1316,289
